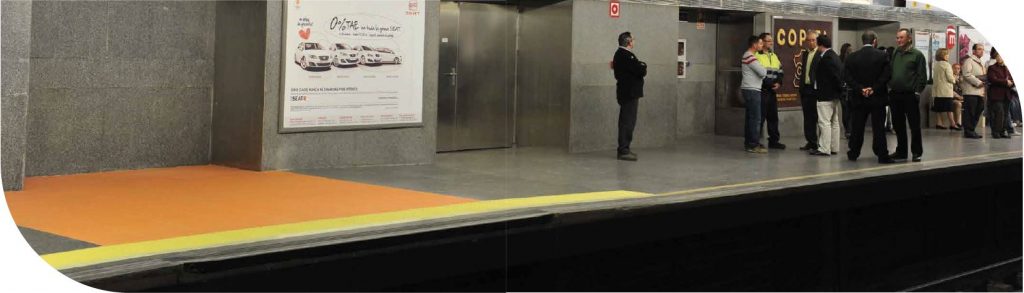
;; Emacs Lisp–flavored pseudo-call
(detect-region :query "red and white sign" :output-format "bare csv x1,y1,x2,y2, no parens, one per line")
946,25,957,49
609,0,620,18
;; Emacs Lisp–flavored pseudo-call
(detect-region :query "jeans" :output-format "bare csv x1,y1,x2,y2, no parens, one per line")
743,89,763,148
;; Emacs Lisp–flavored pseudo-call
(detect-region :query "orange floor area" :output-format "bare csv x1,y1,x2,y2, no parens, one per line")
5,165,475,246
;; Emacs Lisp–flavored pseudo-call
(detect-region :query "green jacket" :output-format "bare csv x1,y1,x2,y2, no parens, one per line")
888,46,928,93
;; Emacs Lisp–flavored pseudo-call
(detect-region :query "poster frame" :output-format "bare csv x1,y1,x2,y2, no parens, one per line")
277,0,425,134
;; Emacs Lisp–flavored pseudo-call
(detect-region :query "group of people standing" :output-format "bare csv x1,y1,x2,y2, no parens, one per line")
608,29,1015,163
741,28,1017,164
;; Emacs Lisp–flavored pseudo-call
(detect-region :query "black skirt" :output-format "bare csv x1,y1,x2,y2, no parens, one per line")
932,97,955,112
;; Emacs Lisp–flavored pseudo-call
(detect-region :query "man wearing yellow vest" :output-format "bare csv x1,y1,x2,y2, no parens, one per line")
756,33,786,149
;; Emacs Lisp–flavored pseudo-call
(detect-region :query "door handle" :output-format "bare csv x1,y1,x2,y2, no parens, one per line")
444,67,457,86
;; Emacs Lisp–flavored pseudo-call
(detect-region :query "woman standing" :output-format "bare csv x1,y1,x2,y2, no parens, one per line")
931,48,960,130
986,54,1014,138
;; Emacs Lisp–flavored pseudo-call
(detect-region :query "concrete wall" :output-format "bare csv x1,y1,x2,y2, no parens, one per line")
1,0,32,191
259,1,439,170
676,12,717,138
26,1,214,176
212,1,266,170
569,0,677,153
516,1,572,148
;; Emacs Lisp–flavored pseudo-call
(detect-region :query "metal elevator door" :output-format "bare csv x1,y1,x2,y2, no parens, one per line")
437,2,517,152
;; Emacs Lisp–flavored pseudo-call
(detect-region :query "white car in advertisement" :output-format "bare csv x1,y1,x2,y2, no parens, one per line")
294,42,333,70
330,43,360,67
356,45,382,65
375,47,402,64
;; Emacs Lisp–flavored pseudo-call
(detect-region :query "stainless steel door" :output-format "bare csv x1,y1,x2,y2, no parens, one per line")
437,1,460,152
437,2,516,152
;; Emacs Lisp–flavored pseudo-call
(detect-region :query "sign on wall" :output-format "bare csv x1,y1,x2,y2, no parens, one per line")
282,0,425,132
609,0,620,18
772,18,833,109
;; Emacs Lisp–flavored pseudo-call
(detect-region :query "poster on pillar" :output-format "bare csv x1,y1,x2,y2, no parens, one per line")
281,0,425,132
772,18,833,109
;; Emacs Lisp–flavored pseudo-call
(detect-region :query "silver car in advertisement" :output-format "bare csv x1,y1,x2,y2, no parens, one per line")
294,42,332,70
356,45,381,65
330,43,360,67
374,47,402,64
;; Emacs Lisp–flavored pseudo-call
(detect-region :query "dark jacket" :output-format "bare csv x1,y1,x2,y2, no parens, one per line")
843,45,892,105
987,63,1014,101
613,47,647,99
798,49,820,97
888,46,928,93
814,48,843,101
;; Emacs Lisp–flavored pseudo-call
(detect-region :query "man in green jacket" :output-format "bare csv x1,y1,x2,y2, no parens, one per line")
888,28,928,162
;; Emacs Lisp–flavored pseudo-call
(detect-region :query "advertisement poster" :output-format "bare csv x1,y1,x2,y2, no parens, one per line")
914,30,932,79
677,39,687,78
957,27,992,65
772,18,833,108
282,0,425,132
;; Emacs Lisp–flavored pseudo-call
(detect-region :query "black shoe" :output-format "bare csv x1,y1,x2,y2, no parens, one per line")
912,155,921,162
809,150,831,156
617,153,637,161
951,126,963,131
889,153,908,162
799,144,816,151
847,152,858,161
769,142,786,150
965,133,982,139
935,125,947,129
878,157,896,164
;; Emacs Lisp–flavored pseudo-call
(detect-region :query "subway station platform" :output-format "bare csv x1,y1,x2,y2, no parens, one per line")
5,130,1022,290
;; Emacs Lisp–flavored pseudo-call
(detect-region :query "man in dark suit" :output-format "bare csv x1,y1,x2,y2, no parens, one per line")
843,31,895,164
612,31,647,161
797,31,820,151
810,34,843,156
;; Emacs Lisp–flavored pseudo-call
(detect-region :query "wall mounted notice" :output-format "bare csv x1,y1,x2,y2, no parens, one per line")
282,0,425,132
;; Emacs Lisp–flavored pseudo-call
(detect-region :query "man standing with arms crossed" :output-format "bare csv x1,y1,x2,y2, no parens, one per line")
843,31,895,164
756,33,786,150
798,31,820,151
612,32,647,161
888,28,928,162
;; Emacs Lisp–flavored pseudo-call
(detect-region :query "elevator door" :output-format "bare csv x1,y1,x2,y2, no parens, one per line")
437,2,517,152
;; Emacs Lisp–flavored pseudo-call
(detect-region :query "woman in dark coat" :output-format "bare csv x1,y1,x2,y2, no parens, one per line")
986,55,1014,138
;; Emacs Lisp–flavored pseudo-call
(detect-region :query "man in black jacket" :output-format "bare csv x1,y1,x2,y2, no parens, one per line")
612,31,647,161
810,34,843,157
843,31,895,164
797,31,820,151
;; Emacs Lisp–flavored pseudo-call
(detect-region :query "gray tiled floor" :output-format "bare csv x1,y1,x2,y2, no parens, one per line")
17,227,98,255
297,130,1022,200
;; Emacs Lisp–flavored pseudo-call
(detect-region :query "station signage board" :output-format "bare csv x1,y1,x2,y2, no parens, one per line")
771,18,833,109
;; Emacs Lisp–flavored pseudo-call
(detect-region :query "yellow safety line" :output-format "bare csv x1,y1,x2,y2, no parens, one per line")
40,150,1021,271
41,190,651,271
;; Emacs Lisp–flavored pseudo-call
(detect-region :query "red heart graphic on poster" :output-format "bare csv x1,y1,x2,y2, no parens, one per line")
298,28,310,40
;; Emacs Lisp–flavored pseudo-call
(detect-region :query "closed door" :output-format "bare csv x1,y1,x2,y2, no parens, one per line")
437,1,516,152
